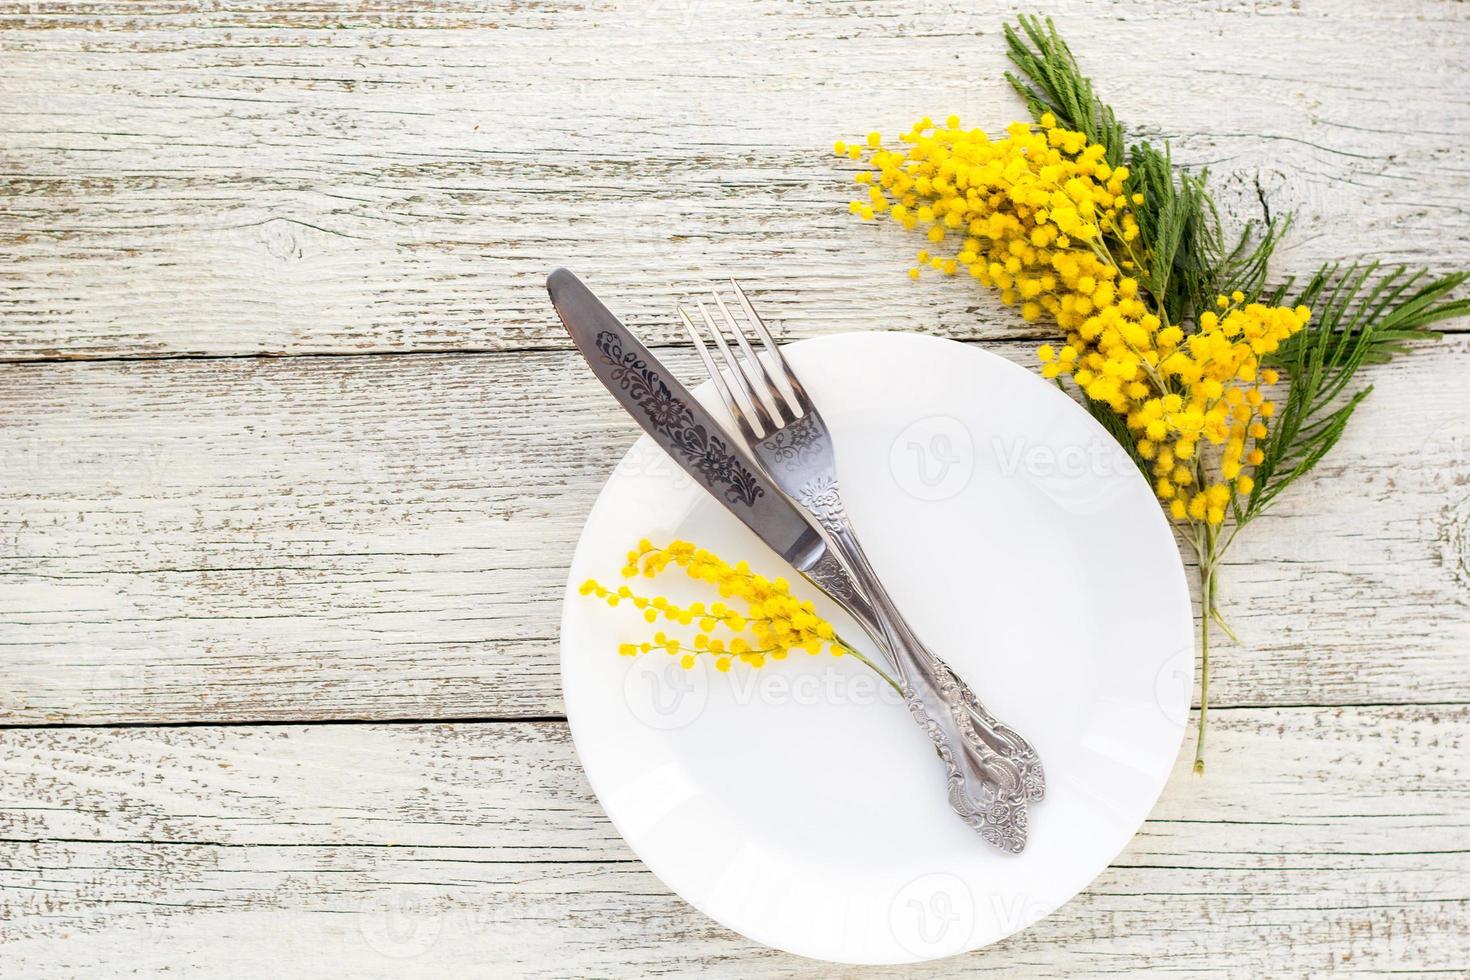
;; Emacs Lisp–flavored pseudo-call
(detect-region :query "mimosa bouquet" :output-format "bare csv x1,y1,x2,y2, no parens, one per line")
838,15,1470,772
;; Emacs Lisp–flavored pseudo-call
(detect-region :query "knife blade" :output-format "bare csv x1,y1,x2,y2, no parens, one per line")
546,267,871,618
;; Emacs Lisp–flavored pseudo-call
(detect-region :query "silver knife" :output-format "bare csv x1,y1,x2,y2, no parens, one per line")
548,267,869,617
547,268,1043,816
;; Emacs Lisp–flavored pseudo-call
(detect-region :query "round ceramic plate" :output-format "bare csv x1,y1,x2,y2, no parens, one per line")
561,332,1192,964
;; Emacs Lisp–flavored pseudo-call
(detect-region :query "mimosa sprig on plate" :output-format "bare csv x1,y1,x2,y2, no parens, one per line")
839,14,1470,772
581,539,900,693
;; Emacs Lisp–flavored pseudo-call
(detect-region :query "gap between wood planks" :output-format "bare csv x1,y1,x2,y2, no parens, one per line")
4,839,1461,868
3,701,1468,732
2,318,1467,370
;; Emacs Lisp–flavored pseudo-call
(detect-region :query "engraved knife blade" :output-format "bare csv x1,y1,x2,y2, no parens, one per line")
547,267,866,613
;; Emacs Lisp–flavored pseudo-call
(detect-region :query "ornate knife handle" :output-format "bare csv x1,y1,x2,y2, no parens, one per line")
804,485,1029,853
803,546,1046,805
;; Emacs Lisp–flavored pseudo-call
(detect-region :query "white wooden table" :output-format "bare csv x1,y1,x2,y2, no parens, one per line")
3,1,1468,975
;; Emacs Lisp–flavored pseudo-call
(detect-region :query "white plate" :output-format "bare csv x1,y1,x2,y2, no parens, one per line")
560,332,1192,964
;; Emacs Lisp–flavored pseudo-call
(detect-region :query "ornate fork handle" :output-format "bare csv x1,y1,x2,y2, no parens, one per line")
804,541,1046,804
801,477,1030,853
944,661,1046,803
677,278,1042,851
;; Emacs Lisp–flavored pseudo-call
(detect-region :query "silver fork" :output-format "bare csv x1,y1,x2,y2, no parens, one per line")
677,291,1046,809
680,284,1046,809
679,282,1041,853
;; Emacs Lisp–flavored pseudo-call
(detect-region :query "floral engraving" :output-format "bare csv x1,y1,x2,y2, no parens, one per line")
803,550,867,615
902,684,1028,854
946,662,1046,802
760,413,826,473
796,474,847,531
595,331,765,507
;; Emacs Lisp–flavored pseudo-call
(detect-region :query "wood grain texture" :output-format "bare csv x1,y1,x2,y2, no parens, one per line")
2,337,1468,724
4,0,1470,974
2,0,1468,359
1,709,1466,976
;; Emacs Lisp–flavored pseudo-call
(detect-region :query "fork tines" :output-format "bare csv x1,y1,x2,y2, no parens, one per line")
676,281,810,442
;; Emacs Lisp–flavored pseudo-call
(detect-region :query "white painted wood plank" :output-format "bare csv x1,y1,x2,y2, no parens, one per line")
3,5,1467,977
3,338,1468,723
1,708,1466,975
1,0,1467,359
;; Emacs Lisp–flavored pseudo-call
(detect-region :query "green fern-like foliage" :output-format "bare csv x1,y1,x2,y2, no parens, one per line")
1246,265,1470,519
1004,13,1464,535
